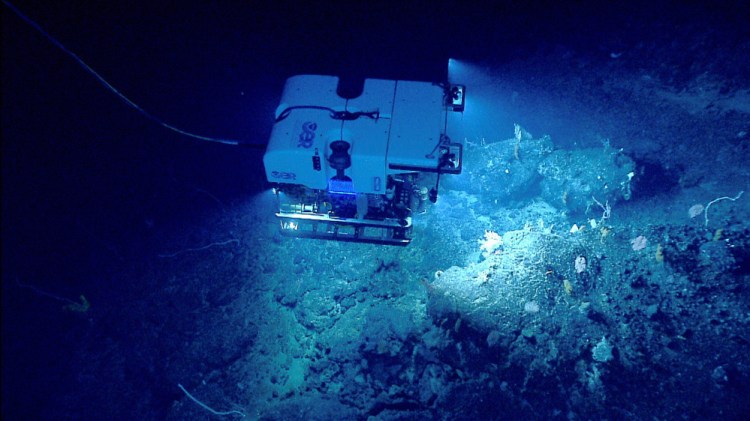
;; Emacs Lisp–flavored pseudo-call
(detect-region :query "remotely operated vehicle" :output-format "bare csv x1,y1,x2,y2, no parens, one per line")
263,74,465,245
5,2,469,245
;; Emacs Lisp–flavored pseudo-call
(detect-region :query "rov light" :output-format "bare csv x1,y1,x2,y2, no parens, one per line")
450,85,465,112
283,221,299,231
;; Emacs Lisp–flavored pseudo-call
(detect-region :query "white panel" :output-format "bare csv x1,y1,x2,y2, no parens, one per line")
264,76,459,191
387,81,444,171
264,75,345,189
276,75,342,114
345,79,395,194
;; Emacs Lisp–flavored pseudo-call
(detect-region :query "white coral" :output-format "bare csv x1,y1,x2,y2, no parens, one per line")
479,230,503,258
592,336,613,363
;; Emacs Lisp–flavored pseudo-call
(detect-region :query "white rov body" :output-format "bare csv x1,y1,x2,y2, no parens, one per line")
263,74,464,245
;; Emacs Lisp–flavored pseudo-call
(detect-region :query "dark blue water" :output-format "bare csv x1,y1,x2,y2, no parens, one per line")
3,1,749,419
